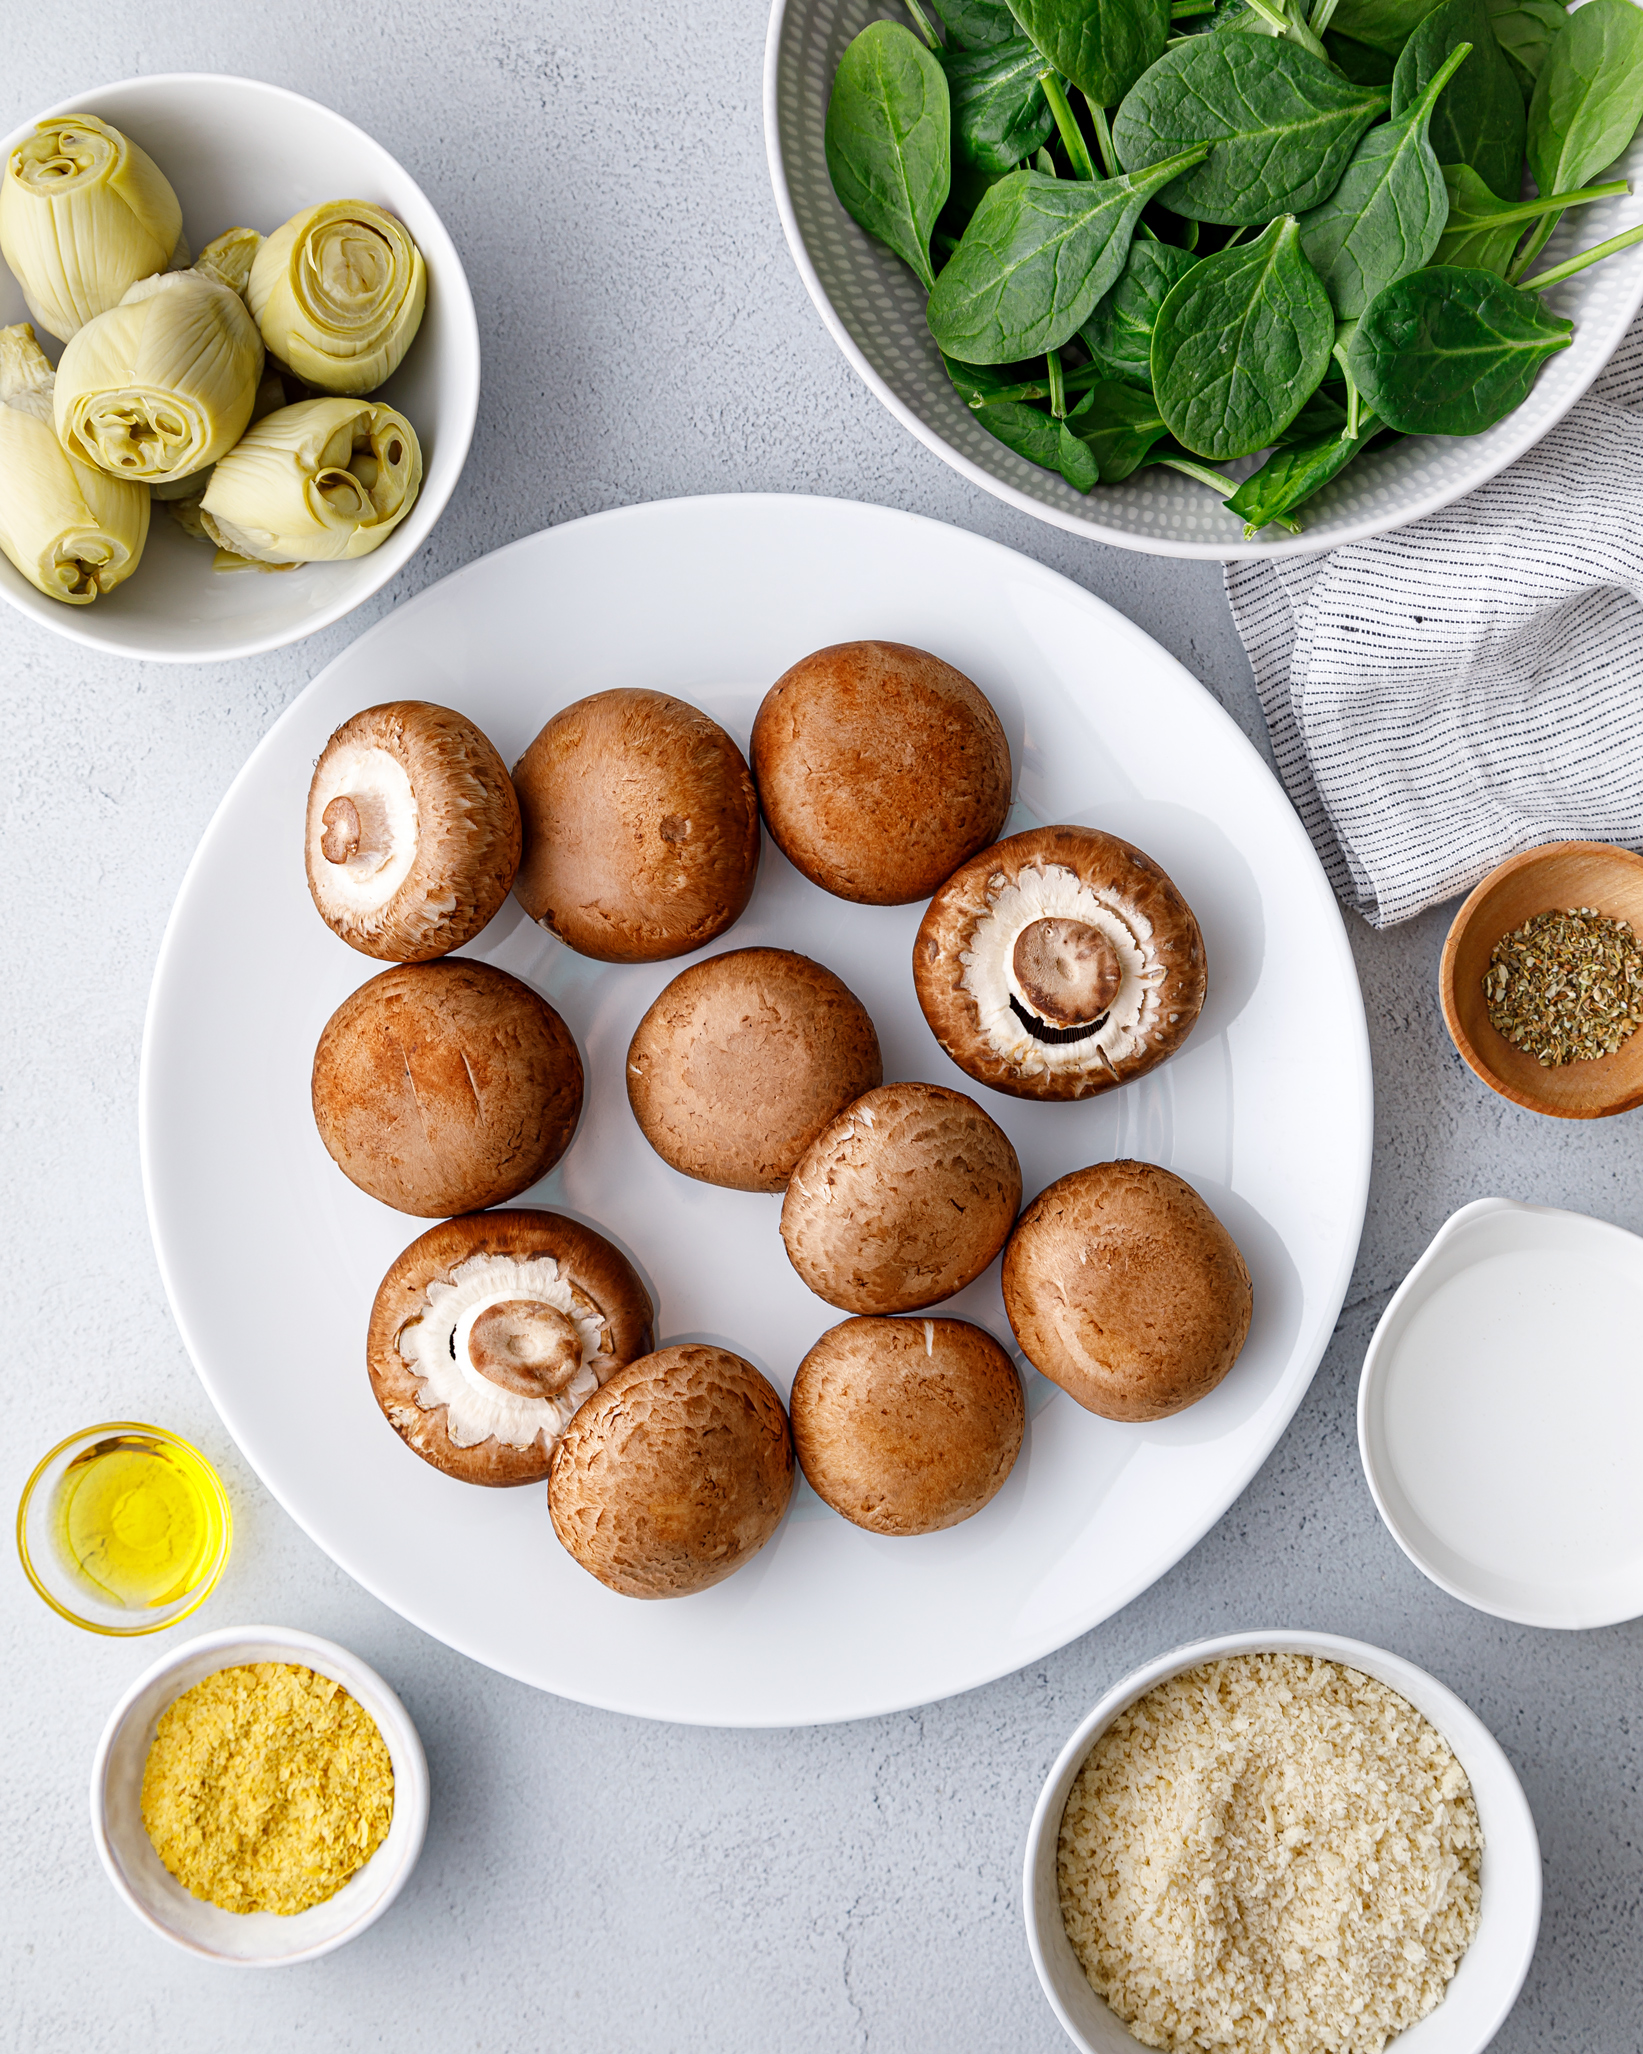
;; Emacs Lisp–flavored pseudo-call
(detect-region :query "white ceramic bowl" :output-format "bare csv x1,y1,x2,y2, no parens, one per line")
1023,1630,1541,2054
765,0,1643,560
0,75,479,661
90,1624,429,1965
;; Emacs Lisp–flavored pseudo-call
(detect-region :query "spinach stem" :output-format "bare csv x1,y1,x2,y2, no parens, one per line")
1087,97,1119,180
1169,0,1219,13
1160,456,1245,497
1509,213,1561,282
1041,72,1097,179
1222,226,1248,248
1476,179,1627,233
1308,0,1341,32
1243,0,1290,30
901,0,942,50
1047,348,1067,417
1521,221,1643,293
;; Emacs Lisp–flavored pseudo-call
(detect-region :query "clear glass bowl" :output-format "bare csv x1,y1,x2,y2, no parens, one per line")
16,1422,232,1635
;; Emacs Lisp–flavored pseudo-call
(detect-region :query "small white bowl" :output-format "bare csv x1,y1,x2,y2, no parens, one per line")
1024,1631,1541,2054
1360,1196,1643,1629
0,75,480,662
90,1624,429,1965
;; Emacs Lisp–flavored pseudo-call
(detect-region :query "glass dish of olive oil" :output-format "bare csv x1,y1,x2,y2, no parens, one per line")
17,1423,231,1634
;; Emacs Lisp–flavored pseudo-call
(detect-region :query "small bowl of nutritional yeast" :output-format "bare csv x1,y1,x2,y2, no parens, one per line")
1023,1632,1542,2054
16,1421,232,1634
90,1624,429,1964
1440,841,1643,1119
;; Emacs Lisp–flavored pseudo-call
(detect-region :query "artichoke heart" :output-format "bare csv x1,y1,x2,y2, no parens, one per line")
0,113,183,343
248,200,426,395
200,397,422,563
0,323,148,604
53,230,266,485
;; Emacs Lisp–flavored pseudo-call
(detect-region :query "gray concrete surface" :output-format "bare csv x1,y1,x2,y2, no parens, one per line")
3,5,1639,2050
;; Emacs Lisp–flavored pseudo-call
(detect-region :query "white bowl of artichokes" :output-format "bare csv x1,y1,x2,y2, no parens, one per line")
0,74,478,659
766,0,1643,558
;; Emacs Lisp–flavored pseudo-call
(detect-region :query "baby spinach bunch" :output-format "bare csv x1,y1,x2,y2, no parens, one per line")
824,0,1643,535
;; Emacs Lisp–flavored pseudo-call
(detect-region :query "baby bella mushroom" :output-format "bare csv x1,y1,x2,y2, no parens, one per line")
306,701,522,962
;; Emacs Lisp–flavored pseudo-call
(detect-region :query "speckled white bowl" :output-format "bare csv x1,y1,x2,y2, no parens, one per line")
1023,1631,1542,2054
90,1624,429,1965
765,0,1643,559
0,74,479,660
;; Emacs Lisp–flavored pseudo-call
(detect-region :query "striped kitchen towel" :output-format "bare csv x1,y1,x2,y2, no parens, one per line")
1224,316,1643,928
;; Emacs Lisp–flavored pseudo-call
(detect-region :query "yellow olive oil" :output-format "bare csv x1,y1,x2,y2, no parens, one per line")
50,1433,222,1610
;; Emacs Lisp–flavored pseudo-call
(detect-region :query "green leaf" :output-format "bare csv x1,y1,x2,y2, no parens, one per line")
1392,0,1524,199
1485,0,1569,105
926,145,1208,360
1111,36,1391,225
1527,0,1643,197
1064,376,1173,474
1327,0,1445,55
1224,412,1383,532
1006,0,1171,103
1078,237,1200,382
970,393,1066,466
944,353,1054,404
826,22,952,291
1322,30,1397,84
1056,417,1103,485
945,32,1057,177
1346,263,1572,434
1151,214,1336,456
1433,160,1626,273
933,0,1022,46
1299,41,1468,318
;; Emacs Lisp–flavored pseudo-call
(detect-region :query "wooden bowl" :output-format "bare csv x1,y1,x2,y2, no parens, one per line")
1440,841,1643,1119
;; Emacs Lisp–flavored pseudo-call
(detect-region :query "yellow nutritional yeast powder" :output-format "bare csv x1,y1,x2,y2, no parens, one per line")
51,1432,222,1609
142,1662,395,1915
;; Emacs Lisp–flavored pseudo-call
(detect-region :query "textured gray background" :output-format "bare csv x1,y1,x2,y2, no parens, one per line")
3,5,1639,2050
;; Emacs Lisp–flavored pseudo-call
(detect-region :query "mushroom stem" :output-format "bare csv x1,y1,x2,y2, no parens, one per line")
466,1298,584,1399
320,794,362,863
1012,917,1122,1026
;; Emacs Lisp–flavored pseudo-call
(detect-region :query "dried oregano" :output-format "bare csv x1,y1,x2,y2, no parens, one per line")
1482,906,1643,1067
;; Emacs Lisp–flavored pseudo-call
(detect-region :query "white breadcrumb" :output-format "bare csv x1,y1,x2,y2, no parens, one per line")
1057,1654,1482,2054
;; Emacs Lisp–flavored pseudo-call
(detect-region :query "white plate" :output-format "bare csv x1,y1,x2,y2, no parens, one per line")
140,494,1372,1726
1360,1196,1643,1629
0,75,480,662
764,0,1643,560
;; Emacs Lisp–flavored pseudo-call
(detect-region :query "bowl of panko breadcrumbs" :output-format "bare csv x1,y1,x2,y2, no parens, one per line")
1023,1631,1542,2054
90,1623,428,1964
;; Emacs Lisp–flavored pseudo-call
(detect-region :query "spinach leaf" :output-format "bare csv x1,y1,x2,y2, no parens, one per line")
1346,263,1572,433
1299,41,1469,318
1006,0,1171,105
1485,0,1568,105
1079,237,1200,381
1323,31,1397,84
1278,388,1350,438
1111,36,1391,224
1528,0,1643,197
1151,214,1336,456
1392,0,1524,199
1064,376,1174,474
1057,416,1103,486
1433,160,1625,272
945,32,1056,178
1224,412,1383,531
967,388,1100,485
1328,0,1444,54
826,22,952,291
933,0,1022,48
926,145,1208,359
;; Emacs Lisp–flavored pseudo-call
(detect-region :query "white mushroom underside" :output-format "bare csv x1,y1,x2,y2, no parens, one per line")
398,1252,604,1449
308,743,421,916
959,863,1162,1077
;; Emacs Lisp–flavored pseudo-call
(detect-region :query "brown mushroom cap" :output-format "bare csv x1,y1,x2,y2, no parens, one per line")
751,641,1012,905
304,701,522,963
791,1316,1024,1535
1001,1160,1252,1421
914,825,1206,1103
511,689,760,962
548,1345,794,1597
780,1081,1022,1314
367,1209,655,1485
626,948,884,1193
312,959,583,1216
